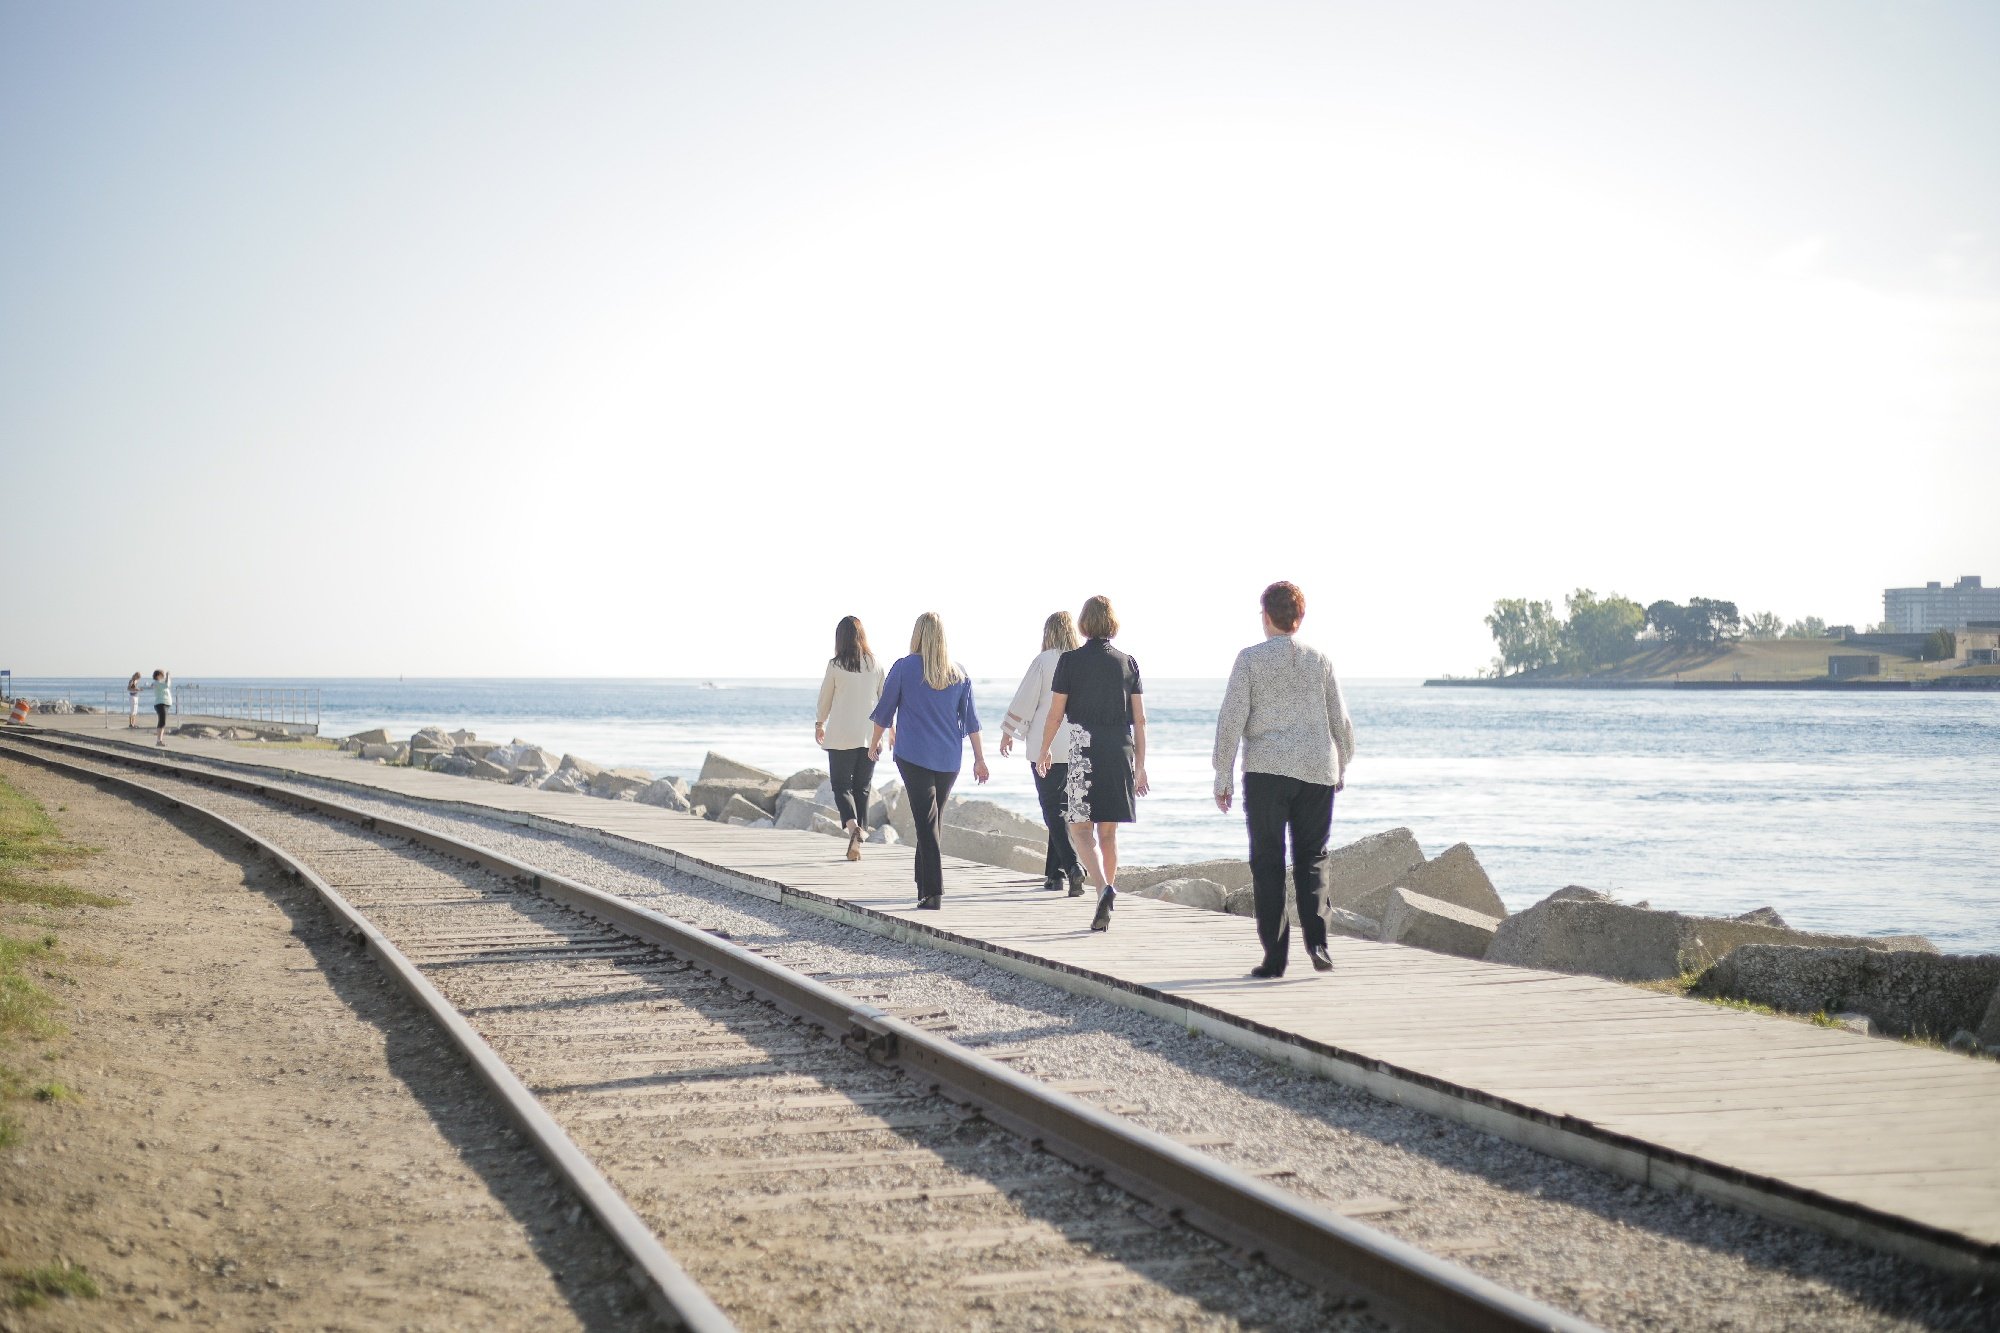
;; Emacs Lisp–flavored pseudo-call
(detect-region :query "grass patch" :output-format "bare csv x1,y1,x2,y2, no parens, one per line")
5,1260,101,1308
0,1112,19,1147
30,1081,71,1102
0,931,63,1043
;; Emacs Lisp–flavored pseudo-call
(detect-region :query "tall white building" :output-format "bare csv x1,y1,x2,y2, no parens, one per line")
1883,575,2000,633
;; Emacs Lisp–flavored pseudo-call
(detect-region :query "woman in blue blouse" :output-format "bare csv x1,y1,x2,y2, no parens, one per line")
869,612,989,909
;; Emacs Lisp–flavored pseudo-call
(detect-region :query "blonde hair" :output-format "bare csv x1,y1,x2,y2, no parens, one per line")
1042,611,1080,654
1078,595,1119,640
909,612,964,690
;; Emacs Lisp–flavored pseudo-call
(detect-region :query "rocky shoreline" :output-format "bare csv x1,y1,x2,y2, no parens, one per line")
162,719,2000,1062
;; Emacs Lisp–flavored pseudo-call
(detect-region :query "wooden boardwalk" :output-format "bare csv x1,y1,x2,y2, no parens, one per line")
25,715,2000,1278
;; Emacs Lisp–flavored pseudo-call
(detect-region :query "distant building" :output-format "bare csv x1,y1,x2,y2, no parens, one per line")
1883,575,2000,633
1828,654,1881,680
1961,622,2000,665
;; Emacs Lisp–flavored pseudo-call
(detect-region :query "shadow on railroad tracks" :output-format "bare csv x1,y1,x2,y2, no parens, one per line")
174,815,668,1332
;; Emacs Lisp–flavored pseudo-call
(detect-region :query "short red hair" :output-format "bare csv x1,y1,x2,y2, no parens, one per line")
1261,581,1304,632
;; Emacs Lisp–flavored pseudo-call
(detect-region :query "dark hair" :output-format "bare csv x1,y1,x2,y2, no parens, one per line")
1261,581,1305,633
152,669,165,680
833,616,873,673
1078,595,1119,640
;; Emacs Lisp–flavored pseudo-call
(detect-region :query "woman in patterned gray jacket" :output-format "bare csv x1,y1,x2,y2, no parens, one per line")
1212,581,1355,977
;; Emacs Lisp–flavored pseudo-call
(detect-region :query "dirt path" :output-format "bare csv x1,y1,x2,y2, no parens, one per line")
0,755,660,1331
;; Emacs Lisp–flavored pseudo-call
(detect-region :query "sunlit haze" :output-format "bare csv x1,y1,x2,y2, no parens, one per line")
5,1,1996,679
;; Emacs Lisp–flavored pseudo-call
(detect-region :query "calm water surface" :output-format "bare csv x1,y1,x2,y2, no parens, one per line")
18,676,1997,951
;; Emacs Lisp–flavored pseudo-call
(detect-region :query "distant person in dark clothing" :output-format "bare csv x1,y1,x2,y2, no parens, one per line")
1037,595,1147,932
1212,581,1355,978
1000,610,1086,896
150,669,173,748
816,615,886,862
869,612,988,909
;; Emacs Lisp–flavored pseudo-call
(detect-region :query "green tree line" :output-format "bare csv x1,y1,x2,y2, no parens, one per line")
1484,591,1847,676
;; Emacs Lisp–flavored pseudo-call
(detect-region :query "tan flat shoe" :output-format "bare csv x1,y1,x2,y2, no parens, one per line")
846,827,863,861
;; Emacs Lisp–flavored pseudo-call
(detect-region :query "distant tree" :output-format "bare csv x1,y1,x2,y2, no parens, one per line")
1781,616,1828,639
1562,588,1646,668
1866,620,1891,635
1921,629,1957,662
1646,600,1691,646
1744,611,1783,640
1485,598,1564,675
1687,597,1741,644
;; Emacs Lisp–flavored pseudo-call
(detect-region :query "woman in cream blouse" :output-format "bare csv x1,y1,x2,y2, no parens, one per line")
816,615,887,860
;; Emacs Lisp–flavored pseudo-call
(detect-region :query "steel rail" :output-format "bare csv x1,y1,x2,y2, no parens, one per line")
0,729,1599,1333
0,735,737,1333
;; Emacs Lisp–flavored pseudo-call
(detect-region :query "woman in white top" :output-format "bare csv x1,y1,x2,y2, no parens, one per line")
127,672,142,728
1000,611,1086,895
816,616,886,861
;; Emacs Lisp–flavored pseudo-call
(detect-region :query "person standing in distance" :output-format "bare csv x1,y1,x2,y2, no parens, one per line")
816,615,886,862
1037,595,1147,932
1212,581,1355,978
868,612,989,909
150,669,173,748
1000,611,1086,896
127,672,142,728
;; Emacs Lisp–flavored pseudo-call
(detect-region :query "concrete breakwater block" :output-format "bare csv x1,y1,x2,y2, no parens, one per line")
557,752,604,782
636,778,692,813
347,728,393,746
718,793,769,824
1223,884,1256,917
1118,859,1255,893
540,769,589,795
781,767,827,794
1694,946,2000,1040
1326,907,1381,939
1380,888,1502,958
358,742,405,762
1487,892,1936,983
1353,842,1505,922
1323,827,1426,913
938,822,1040,871
1129,878,1229,912
775,792,839,831
946,798,1050,844
691,777,780,818
589,767,654,800
699,751,784,786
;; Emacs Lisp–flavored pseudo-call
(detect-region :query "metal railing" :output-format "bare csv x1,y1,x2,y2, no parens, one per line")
170,684,321,729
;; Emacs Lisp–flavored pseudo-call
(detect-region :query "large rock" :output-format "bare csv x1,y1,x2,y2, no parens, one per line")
456,740,502,760
867,825,900,846
1120,859,1255,893
1487,894,1936,983
1353,843,1506,922
938,822,1040,872
1326,906,1381,939
636,779,693,813
1223,884,1257,917
589,767,654,800
690,777,780,820
867,785,897,828
359,742,405,762
448,729,477,745
719,793,769,824
1693,947,2000,1039
776,795,840,832
428,752,479,778
1380,888,1501,958
348,728,392,746
557,753,604,782
699,752,783,785
467,757,512,782
540,769,589,795
781,767,829,794
1323,827,1426,912
486,743,559,779
408,725,455,767
810,814,847,838
1133,877,1228,912
1980,987,2000,1048
948,798,1049,843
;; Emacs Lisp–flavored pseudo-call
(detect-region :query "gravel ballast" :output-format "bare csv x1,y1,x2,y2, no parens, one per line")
42,744,2000,1332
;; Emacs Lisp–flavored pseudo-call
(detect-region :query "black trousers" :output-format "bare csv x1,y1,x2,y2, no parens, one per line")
154,704,169,728
1029,760,1083,883
826,747,876,828
1244,771,1334,974
895,758,958,899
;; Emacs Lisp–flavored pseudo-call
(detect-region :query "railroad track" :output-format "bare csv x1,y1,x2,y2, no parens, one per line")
0,729,1596,1333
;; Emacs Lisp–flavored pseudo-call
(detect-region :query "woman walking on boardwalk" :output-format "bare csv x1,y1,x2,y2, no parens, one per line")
816,616,886,862
150,669,173,748
1001,612,1086,896
126,672,142,728
1037,595,1147,933
1212,581,1355,978
869,612,989,909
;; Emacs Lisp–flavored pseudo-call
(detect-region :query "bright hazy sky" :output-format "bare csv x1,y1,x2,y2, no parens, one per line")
4,1,1996,680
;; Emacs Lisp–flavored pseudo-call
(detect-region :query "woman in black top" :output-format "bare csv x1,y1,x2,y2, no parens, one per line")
1037,595,1148,932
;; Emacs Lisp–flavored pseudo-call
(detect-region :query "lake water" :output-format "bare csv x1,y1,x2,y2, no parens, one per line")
14,675,1997,952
